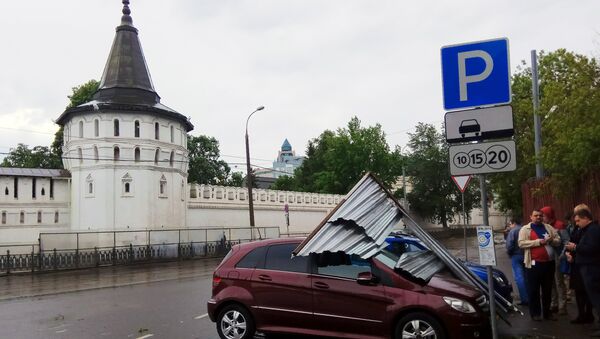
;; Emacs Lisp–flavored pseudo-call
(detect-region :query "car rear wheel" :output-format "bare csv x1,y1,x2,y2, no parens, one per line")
395,312,445,339
216,304,256,339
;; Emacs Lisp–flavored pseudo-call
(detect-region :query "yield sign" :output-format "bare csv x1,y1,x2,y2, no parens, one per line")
452,175,472,193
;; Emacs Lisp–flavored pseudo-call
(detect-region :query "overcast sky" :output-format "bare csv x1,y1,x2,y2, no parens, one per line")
0,0,598,172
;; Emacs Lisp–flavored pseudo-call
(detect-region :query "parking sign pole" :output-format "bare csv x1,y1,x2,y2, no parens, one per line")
480,174,497,339
531,50,544,179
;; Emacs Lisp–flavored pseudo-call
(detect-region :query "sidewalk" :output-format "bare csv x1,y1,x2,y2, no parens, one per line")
442,234,591,339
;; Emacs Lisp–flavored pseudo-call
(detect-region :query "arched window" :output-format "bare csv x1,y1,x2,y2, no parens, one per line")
154,122,160,140
169,151,174,167
93,146,99,162
134,120,140,138
94,119,99,137
54,211,59,223
5,187,8,195
170,125,174,143
114,119,120,136
41,188,45,196
154,149,160,165
78,148,83,164
19,211,24,224
37,211,42,223
79,121,84,138
88,182,93,194
135,147,141,162
114,146,120,161
125,182,130,193
1,211,6,224
122,173,133,196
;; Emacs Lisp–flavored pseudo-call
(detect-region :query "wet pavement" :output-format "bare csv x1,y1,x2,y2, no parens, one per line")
0,235,592,338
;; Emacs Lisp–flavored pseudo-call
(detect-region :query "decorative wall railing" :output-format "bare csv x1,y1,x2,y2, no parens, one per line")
0,227,279,275
188,184,344,208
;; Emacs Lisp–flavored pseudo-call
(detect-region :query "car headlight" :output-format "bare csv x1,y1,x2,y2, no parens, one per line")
443,296,476,313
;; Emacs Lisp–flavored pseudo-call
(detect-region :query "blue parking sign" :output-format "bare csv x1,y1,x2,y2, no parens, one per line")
441,38,511,111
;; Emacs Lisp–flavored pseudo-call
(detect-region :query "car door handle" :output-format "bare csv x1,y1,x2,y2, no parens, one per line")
257,274,272,281
314,281,329,289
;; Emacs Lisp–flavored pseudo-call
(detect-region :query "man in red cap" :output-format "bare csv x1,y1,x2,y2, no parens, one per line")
541,206,568,315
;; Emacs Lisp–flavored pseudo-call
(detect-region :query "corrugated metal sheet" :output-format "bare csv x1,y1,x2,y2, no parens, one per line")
294,174,403,258
294,172,519,322
395,250,445,283
0,168,70,178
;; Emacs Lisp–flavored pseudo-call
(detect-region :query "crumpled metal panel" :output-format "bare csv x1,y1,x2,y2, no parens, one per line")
295,174,403,258
394,250,446,283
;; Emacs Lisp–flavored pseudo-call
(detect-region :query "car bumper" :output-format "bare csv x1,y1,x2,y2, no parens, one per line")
207,299,217,322
443,313,490,339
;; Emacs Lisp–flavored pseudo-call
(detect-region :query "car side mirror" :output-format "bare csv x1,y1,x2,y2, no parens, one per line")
357,271,378,285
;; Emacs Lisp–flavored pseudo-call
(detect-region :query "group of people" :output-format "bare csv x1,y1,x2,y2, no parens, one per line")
505,204,600,336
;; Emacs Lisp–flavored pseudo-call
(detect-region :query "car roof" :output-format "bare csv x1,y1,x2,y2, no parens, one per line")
237,237,305,251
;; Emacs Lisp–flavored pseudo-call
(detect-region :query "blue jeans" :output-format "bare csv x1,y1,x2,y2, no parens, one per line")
511,255,528,304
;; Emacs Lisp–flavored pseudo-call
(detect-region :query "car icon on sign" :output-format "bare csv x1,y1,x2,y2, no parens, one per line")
459,119,481,137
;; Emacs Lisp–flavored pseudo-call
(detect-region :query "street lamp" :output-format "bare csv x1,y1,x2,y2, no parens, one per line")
245,106,264,234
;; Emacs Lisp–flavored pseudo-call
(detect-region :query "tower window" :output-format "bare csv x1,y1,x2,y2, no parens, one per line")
4,187,8,196
169,151,174,167
49,178,54,199
79,121,84,138
154,149,160,165
135,147,141,162
1,211,6,224
114,119,120,136
78,148,83,164
94,119,99,137
135,120,140,138
88,182,93,194
32,178,36,199
14,177,18,199
37,211,42,223
54,211,59,223
125,182,130,193
114,146,120,161
155,122,160,140
170,125,174,143
41,187,45,196
159,175,167,196
122,173,133,196
19,211,24,224
94,146,99,162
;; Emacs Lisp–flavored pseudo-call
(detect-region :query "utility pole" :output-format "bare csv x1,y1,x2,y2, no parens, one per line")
480,174,497,339
531,50,544,179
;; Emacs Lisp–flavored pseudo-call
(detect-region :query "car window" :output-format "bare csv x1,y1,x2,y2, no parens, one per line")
264,243,308,273
317,254,372,279
236,246,267,269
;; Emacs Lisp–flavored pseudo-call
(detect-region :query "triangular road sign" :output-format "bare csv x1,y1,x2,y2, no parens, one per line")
451,175,472,193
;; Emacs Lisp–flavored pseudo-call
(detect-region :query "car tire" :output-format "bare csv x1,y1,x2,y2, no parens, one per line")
216,304,256,339
394,312,445,339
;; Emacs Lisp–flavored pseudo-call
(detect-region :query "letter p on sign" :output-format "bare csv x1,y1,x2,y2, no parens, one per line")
441,38,511,110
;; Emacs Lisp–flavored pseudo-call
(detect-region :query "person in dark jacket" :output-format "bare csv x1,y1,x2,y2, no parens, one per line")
506,216,528,305
566,213,594,324
566,207,600,335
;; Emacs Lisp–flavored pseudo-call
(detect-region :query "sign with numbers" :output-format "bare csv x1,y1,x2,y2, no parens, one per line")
449,140,516,175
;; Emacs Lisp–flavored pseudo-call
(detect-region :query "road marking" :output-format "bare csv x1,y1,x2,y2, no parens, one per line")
56,329,67,333
194,313,209,320
135,335,154,339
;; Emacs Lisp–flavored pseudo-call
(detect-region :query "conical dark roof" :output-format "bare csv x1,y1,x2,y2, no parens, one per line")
57,0,193,131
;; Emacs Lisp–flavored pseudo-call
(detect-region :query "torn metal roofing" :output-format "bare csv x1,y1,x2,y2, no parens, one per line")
294,173,403,258
395,250,446,283
293,172,519,322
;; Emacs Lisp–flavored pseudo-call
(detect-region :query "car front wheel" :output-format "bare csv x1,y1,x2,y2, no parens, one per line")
216,304,256,339
395,312,445,339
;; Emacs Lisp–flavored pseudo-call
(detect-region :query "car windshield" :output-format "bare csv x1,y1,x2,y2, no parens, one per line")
374,248,401,270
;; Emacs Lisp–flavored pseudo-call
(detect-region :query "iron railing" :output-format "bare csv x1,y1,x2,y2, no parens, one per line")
0,227,280,275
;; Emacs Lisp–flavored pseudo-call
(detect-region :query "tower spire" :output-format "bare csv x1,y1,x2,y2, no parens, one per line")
121,0,133,26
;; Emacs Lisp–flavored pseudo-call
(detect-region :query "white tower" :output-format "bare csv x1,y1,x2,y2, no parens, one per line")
56,1,193,231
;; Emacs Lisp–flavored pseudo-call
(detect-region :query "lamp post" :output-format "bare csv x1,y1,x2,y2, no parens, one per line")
245,106,264,237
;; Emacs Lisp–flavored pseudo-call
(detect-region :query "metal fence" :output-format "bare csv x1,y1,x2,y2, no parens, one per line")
0,227,280,275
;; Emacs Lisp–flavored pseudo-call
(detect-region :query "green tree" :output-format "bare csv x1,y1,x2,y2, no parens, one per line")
271,175,297,191
225,172,244,187
1,144,62,168
293,117,402,194
187,135,232,185
489,49,600,215
406,123,480,228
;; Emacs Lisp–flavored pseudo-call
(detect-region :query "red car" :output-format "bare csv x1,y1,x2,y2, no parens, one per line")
207,238,490,339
